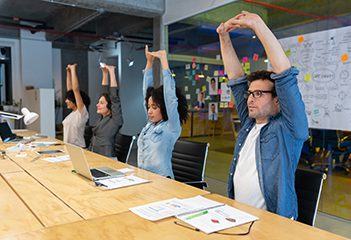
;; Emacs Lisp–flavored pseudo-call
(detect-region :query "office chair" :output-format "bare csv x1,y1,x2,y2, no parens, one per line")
84,125,93,149
295,168,326,226
171,139,209,189
115,133,136,163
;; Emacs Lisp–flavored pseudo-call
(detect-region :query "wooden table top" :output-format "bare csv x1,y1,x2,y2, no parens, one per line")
1,194,347,240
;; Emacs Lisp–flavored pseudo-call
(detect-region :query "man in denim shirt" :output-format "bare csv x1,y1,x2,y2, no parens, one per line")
217,11,309,219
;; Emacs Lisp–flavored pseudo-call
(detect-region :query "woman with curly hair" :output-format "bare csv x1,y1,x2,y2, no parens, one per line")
137,46,188,178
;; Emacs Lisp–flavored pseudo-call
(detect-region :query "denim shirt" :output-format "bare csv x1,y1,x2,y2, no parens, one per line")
227,67,309,219
137,69,181,178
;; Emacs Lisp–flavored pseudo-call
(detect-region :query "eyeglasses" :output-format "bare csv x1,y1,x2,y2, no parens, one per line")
244,90,274,99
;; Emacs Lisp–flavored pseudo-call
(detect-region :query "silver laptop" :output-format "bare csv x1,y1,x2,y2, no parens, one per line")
65,144,125,181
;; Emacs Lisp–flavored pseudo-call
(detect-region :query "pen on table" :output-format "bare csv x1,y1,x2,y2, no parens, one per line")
30,155,41,162
185,210,208,220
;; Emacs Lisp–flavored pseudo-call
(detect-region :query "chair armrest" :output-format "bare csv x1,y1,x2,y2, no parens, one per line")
184,181,208,188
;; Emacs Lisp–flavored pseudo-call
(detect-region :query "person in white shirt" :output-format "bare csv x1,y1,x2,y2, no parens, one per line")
62,64,90,148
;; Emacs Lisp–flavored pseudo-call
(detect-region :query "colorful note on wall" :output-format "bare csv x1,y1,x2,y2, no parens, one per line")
253,53,259,61
341,53,349,63
297,35,304,44
202,85,207,92
304,73,312,82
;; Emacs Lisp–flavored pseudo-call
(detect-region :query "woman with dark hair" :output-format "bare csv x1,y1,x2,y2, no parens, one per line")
63,64,90,147
137,46,188,178
89,64,123,158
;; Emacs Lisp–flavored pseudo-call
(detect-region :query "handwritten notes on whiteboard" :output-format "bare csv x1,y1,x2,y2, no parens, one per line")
279,26,351,130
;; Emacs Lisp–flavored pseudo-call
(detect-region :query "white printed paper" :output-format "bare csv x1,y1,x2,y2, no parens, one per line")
177,205,259,234
95,175,149,190
42,155,70,163
129,195,222,221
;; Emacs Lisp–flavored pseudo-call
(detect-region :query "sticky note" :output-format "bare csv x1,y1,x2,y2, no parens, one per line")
195,88,200,94
186,94,191,100
196,64,200,70
285,48,291,57
218,89,222,94
304,74,312,82
185,64,190,70
242,56,248,63
195,74,199,80
341,53,349,63
202,85,207,92
204,65,208,71
192,70,196,75
219,70,224,76
253,53,259,61
192,80,196,86
192,62,196,69
229,101,234,108
206,76,211,82
192,57,196,63
297,35,304,44
214,70,219,76
184,86,188,92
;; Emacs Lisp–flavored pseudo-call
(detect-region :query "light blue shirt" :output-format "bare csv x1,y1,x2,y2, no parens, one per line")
137,69,181,178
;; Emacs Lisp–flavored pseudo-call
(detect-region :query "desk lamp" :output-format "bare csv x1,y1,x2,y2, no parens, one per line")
0,107,39,125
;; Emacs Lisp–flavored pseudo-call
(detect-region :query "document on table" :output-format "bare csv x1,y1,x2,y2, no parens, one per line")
176,204,259,234
129,195,224,221
95,175,150,190
42,155,70,163
31,142,60,147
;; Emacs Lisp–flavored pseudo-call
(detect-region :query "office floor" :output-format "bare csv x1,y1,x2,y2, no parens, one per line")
184,134,351,239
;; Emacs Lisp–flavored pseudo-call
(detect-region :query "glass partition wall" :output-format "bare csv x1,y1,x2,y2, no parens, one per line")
167,0,351,221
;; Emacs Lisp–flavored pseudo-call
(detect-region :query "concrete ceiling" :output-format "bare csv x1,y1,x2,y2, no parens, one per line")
0,0,164,50
168,0,351,58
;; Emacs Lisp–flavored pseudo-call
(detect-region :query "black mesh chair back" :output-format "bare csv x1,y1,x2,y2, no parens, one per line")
115,133,136,163
295,168,326,226
84,125,93,149
171,139,209,189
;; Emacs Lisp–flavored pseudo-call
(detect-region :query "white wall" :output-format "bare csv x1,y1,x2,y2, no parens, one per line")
20,30,53,89
163,0,236,25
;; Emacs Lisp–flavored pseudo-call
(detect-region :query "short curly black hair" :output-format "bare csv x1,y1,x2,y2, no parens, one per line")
65,90,91,109
247,70,277,97
145,86,188,125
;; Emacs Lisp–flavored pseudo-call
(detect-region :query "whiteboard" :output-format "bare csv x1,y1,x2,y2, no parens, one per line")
279,26,351,131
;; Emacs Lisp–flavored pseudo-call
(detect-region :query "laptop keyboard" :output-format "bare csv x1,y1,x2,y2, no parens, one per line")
90,169,109,178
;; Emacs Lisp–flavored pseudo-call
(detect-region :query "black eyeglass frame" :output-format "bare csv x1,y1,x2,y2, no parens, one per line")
244,90,274,99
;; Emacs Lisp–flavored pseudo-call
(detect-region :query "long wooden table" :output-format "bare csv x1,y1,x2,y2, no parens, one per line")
1,194,348,240
0,132,348,239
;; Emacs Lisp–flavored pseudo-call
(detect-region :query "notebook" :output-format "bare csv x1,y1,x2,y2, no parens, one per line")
65,143,125,181
0,122,23,143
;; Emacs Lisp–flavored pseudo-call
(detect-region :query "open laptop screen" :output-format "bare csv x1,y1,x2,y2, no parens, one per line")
0,122,18,142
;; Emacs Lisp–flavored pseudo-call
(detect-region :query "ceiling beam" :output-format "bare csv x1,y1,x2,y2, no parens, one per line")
42,0,165,18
